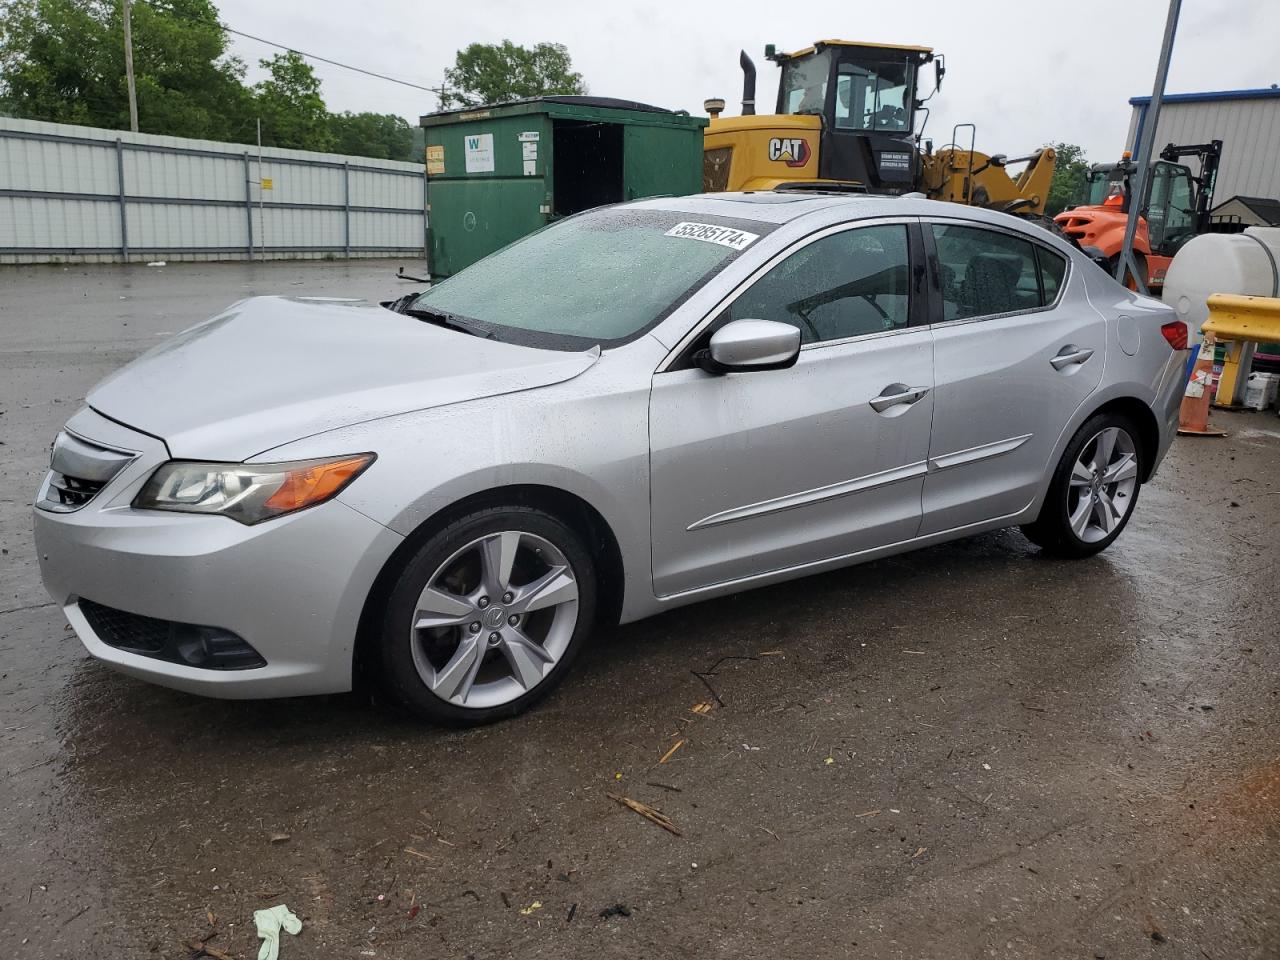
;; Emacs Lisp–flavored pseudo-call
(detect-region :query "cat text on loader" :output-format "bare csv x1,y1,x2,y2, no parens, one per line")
702,40,1056,219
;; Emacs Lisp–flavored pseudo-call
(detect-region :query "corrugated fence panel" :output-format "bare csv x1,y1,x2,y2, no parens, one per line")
350,211,422,249
0,117,425,263
0,196,120,248
127,202,248,251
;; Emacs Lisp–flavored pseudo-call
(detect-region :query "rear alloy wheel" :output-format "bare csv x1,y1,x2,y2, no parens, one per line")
381,507,596,725
1022,414,1143,558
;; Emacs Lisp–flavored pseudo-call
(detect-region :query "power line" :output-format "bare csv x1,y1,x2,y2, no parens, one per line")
135,1,444,95
223,25,443,95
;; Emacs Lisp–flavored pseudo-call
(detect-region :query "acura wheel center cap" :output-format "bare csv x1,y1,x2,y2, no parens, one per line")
485,606,507,628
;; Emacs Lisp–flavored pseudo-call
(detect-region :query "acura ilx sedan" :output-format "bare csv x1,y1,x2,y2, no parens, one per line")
34,193,1189,724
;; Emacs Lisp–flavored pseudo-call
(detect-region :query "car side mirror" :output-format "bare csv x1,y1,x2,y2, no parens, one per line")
694,318,801,374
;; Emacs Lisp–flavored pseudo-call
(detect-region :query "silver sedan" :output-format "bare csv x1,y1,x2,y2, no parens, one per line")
34,193,1190,724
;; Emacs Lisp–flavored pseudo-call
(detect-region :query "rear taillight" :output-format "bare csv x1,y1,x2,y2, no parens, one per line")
1160,320,1188,351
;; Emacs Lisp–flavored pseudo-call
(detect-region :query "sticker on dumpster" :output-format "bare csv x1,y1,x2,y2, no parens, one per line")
426,145,445,175
464,133,494,173
518,131,540,142
523,160,537,176
522,141,538,161
664,222,759,251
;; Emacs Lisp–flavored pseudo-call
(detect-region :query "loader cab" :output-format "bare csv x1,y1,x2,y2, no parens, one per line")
770,40,936,191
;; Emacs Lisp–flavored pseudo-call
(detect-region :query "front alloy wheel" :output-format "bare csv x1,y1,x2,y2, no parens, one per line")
411,531,579,708
381,506,597,725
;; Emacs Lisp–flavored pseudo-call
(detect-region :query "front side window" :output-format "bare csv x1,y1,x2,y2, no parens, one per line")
931,224,1043,321
727,224,911,344
411,208,771,349
779,50,833,115
834,60,912,132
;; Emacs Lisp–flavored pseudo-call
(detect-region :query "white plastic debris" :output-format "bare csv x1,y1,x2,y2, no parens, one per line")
254,904,301,960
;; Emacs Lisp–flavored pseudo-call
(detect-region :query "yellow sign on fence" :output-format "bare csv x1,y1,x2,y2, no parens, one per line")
261,177,273,190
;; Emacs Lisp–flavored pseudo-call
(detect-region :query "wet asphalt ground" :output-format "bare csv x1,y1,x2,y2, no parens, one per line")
1,260,1278,960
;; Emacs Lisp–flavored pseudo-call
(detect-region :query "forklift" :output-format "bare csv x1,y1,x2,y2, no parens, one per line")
1055,140,1225,291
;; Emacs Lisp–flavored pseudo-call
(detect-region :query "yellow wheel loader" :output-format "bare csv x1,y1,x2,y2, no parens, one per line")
703,40,1056,219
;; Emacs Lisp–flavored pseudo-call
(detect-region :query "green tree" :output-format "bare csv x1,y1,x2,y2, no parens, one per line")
1045,142,1091,216
252,50,333,151
327,110,414,160
0,0,251,139
441,40,585,109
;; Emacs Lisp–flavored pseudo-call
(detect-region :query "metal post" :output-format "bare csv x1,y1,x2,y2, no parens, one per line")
257,119,265,259
243,152,254,259
116,138,128,261
343,161,351,258
1117,0,1181,295
122,0,138,133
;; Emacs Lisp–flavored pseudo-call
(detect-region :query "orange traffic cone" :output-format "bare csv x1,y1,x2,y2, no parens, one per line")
1178,331,1226,437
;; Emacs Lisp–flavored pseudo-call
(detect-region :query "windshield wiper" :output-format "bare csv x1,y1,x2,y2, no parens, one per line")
399,305,494,340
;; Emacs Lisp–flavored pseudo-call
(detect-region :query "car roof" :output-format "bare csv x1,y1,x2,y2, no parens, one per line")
624,192,1079,254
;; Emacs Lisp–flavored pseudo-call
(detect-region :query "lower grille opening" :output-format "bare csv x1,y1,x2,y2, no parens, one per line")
78,599,267,671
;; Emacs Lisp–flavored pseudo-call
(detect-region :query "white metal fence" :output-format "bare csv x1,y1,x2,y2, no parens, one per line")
0,117,427,264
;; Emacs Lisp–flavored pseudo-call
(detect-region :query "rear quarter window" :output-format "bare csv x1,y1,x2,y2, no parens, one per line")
931,224,1042,320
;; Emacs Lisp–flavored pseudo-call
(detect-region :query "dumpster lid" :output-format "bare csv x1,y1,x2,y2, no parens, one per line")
421,95,687,125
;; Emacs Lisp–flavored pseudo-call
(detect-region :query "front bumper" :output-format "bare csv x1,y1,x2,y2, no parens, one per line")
34,408,402,699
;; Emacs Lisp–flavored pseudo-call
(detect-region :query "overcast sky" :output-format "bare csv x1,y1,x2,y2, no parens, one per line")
219,0,1278,163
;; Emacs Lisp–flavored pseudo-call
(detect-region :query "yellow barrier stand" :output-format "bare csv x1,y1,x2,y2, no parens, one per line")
1203,293,1280,408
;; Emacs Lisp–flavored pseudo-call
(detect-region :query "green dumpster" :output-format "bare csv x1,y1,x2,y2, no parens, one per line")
420,96,708,278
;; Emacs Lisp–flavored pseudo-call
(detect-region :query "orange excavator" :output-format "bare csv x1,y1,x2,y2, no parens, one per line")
1054,140,1223,292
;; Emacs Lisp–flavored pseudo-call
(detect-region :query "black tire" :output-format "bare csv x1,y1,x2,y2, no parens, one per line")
1105,253,1148,291
1021,412,1144,559
379,505,597,726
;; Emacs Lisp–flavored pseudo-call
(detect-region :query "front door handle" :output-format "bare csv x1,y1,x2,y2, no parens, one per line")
870,383,930,413
1050,345,1095,370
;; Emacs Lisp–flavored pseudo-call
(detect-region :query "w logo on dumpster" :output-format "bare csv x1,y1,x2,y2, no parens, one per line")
768,138,811,167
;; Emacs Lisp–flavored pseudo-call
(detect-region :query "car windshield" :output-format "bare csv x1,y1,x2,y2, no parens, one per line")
409,208,770,349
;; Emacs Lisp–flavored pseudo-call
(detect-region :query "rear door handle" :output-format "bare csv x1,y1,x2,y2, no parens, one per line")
869,383,930,413
1050,345,1095,370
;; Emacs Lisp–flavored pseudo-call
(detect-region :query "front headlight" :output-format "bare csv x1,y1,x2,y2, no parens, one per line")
134,454,375,524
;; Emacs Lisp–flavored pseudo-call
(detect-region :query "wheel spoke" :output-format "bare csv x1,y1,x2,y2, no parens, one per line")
414,588,476,630
512,565,577,614
1069,495,1093,537
1094,490,1118,533
1070,459,1094,487
1092,428,1117,472
478,531,521,594
499,626,554,690
1103,452,1137,485
431,635,484,703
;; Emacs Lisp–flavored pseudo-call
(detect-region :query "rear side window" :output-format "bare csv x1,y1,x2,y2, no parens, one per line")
1038,246,1068,302
728,224,911,344
930,224,1042,320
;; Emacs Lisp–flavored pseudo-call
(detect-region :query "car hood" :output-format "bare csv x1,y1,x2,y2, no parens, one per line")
87,296,600,461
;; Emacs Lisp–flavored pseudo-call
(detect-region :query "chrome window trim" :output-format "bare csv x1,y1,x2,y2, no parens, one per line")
923,216,1072,329
656,215,920,373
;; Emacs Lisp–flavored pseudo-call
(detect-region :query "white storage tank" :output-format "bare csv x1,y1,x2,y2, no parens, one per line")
1163,227,1280,347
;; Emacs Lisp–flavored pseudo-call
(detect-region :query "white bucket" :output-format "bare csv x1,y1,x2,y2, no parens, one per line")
1244,372,1280,411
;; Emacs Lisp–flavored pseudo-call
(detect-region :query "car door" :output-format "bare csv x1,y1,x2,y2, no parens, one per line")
919,219,1104,536
649,218,935,597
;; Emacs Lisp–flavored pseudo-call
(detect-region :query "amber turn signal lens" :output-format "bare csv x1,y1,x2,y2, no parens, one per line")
262,455,376,512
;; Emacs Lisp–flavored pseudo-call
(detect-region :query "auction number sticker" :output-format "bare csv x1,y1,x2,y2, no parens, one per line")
664,222,758,251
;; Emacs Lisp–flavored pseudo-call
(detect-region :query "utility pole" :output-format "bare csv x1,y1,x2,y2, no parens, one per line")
1116,0,1181,295
122,0,139,132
